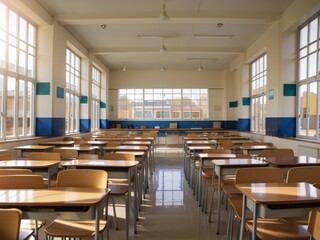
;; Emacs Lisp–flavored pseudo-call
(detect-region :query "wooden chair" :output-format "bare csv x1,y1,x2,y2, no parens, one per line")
44,169,108,240
102,153,135,233
77,154,99,159
28,152,61,161
227,168,310,240
283,166,320,225
201,149,233,221
0,169,33,175
52,148,78,160
63,136,74,141
259,148,294,157
0,175,46,240
287,166,320,183
0,208,32,240
308,208,320,239
0,152,13,160
106,141,121,147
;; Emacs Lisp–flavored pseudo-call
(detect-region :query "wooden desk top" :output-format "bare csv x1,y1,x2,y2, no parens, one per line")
212,158,268,167
263,156,320,166
40,141,75,146
0,160,60,168
85,141,108,145
187,146,216,151
14,145,55,150
183,137,209,141
186,140,216,144
237,182,320,205
121,141,152,146
198,153,236,159
103,145,148,151
239,145,276,150
115,151,145,156
62,159,139,168
55,146,99,151
0,187,109,206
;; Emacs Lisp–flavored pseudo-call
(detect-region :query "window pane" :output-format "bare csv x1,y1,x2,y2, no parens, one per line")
6,77,15,137
309,19,318,43
300,25,308,48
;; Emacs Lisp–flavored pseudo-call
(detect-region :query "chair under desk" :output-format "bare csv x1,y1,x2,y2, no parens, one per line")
0,187,109,240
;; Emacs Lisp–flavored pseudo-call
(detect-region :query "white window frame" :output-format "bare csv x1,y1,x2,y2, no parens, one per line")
297,13,320,139
65,48,80,134
91,66,101,131
250,53,267,134
0,2,35,140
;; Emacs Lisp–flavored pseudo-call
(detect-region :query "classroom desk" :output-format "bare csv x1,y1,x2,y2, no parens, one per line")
0,187,109,240
237,182,320,240
14,145,55,157
55,146,99,155
85,141,108,155
0,160,60,188
61,159,138,240
263,155,320,167
211,158,268,234
185,146,216,184
40,141,75,147
239,145,276,155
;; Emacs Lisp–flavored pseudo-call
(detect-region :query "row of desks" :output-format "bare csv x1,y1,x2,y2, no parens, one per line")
0,158,140,240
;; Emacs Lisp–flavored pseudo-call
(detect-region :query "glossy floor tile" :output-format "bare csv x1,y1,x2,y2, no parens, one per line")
109,146,247,240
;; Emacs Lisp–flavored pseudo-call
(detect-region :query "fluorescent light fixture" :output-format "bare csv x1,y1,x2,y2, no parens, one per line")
193,34,234,39
160,3,169,21
122,66,126,71
160,65,165,71
188,57,218,61
136,35,163,39
198,65,203,71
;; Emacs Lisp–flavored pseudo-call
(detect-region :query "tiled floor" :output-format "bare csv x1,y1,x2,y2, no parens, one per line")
109,145,246,240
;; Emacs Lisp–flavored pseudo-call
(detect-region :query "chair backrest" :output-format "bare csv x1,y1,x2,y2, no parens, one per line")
77,154,99,160
308,208,320,239
0,208,22,240
235,167,284,184
0,169,33,175
103,153,135,161
286,166,320,184
259,149,294,157
56,169,108,188
53,148,78,160
202,149,232,154
63,136,74,141
314,183,320,189
106,141,121,147
0,175,44,189
28,152,61,161
0,153,12,160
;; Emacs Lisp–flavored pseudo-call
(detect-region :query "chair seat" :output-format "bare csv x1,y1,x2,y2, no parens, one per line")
45,219,107,238
109,184,129,195
221,184,241,195
201,168,213,178
246,218,310,240
109,178,129,185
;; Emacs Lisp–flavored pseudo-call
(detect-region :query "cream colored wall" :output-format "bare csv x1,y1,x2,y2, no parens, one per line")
109,69,227,120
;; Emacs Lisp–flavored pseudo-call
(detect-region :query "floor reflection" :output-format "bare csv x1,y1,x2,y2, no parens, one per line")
156,168,184,206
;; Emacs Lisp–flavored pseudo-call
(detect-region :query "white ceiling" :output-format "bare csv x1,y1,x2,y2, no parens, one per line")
36,0,295,71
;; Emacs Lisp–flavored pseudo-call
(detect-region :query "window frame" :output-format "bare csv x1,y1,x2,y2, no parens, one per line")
0,2,35,140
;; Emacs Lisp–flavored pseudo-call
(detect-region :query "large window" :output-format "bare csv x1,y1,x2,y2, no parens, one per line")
118,88,208,120
297,13,320,139
65,48,80,134
250,54,267,134
0,2,35,139
91,66,101,131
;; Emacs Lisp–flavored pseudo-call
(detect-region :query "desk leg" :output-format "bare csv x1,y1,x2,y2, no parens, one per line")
239,194,247,240
252,203,257,239
95,205,99,240
216,168,222,234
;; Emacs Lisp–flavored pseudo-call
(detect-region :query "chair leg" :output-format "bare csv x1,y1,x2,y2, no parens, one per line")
208,185,215,223
109,197,118,230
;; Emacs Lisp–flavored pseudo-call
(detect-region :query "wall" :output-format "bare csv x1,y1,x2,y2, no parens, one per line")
109,69,228,128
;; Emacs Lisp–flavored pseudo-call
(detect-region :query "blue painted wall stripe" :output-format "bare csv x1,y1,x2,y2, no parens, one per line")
80,119,90,132
36,117,65,136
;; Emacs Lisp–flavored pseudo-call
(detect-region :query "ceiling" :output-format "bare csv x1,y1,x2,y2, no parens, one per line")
35,0,295,71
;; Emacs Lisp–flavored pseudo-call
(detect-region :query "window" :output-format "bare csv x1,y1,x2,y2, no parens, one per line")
65,48,80,134
250,54,267,134
297,13,320,139
0,2,35,139
118,88,208,120
91,66,101,131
